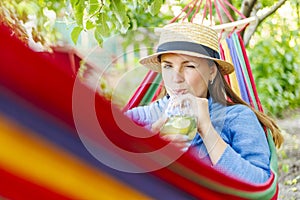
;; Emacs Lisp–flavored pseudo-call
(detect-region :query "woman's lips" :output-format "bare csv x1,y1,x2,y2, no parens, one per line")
173,89,188,95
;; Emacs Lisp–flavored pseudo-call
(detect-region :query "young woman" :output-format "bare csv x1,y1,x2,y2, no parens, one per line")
125,22,283,184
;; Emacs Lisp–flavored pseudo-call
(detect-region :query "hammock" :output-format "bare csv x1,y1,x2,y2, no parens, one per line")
0,2,279,200
123,1,279,199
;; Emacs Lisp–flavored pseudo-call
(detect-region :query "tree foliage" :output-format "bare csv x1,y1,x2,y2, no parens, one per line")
1,0,289,47
69,0,171,46
68,0,289,46
249,1,300,116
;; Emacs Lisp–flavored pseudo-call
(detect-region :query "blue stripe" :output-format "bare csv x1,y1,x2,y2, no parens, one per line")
226,37,250,104
0,86,195,200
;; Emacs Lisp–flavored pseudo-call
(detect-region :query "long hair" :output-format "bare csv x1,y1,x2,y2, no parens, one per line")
209,63,283,148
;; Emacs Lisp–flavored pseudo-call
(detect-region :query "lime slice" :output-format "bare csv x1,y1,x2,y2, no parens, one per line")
171,117,191,134
160,124,180,135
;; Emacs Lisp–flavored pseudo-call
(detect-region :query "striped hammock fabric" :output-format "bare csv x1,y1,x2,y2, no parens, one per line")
0,23,278,200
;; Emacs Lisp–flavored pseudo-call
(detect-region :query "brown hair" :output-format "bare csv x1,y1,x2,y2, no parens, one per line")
209,64,283,148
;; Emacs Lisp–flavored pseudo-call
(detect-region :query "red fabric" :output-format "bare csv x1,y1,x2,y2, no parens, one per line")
272,185,279,200
151,82,163,102
237,34,264,113
0,167,71,200
0,26,75,128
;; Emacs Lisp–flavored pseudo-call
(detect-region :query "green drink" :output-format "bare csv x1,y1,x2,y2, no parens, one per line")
160,115,197,140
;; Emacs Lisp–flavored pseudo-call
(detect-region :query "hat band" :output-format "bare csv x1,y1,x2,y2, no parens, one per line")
157,41,220,59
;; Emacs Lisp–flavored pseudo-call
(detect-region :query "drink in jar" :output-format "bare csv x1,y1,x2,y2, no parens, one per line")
160,115,197,140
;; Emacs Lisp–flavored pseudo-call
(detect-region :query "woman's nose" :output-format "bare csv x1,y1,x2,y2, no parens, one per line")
172,69,185,83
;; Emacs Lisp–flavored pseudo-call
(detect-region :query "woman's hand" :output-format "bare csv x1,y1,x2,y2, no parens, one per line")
165,94,227,164
161,134,191,150
151,115,168,134
151,115,190,150
168,93,212,138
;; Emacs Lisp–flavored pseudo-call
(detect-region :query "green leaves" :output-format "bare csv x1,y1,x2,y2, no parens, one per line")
70,0,85,26
68,0,170,46
71,26,83,44
96,13,110,36
249,14,300,117
87,0,101,15
149,0,163,16
110,0,130,33
93,12,109,45
94,26,103,45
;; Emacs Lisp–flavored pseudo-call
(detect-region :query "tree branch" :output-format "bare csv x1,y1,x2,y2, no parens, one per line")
240,0,257,18
243,0,287,46
257,0,287,24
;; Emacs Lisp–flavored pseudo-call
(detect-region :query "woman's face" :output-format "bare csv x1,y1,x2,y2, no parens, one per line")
161,53,215,98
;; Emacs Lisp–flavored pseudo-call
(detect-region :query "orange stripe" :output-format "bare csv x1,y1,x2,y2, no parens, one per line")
221,39,241,98
0,114,152,200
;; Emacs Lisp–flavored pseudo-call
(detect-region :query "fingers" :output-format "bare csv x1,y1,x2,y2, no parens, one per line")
151,115,168,133
152,113,192,151
161,134,191,150
167,94,198,117
161,134,189,142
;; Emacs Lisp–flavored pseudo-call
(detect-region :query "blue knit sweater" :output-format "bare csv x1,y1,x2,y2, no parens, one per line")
125,96,271,184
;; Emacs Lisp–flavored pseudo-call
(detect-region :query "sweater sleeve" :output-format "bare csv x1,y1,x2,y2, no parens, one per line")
213,105,271,184
124,97,168,129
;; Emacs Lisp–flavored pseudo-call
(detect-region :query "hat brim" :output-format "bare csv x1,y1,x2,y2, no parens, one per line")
139,50,234,75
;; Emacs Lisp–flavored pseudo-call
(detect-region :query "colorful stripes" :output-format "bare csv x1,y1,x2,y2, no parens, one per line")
0,23,194,200
0,84,194,200
220,39,242,97
0,114,151,200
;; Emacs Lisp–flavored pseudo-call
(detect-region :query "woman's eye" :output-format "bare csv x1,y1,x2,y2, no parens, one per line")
185,65,195,68
163,65,172,69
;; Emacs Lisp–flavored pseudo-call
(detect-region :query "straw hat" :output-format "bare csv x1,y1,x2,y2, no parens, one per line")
139,22,234,75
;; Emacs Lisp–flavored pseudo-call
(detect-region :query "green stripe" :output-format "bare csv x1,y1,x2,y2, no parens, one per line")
232,33,259,110
139,73,162,106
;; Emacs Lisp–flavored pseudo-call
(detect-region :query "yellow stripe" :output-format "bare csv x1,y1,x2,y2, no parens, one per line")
221,40,241,98
0,115,152,200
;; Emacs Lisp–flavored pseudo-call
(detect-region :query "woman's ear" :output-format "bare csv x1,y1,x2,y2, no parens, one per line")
210,63,217,82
